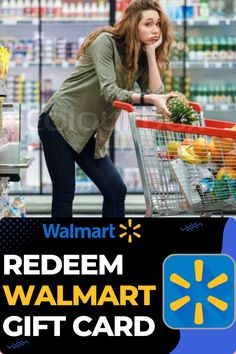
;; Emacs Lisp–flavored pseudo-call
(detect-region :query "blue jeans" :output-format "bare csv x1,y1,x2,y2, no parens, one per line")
38,112,127,217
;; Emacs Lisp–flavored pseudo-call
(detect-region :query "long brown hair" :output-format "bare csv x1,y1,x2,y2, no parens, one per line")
77,0,173,89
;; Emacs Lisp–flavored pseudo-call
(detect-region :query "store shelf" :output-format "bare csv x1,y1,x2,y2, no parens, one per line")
0,19,39,25
41,18,108,24
205,104,236,112
188,18,236,26
0,18,108,26
171,61,236,69
187,62,236,69
173,18,236,27
9,61,76,68
185,7,236,122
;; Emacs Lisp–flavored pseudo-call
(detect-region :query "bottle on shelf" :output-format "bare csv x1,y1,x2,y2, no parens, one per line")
115,0,123,20
90,0,98,18
1,0,9,17
42,79,54,103
61,1,69,18
190,83,236,106
77,0,84,18
31,0,39,18
83,1,91,18
104,0,110,17
40,0,47,17
54,0,62,18
195,36,204,60
191,0,200,18
47,0,54,18
216,0,225,16
69,2,77,18
199,0,209,19
8,0,15,17
23,0,32,18
13,0,24,17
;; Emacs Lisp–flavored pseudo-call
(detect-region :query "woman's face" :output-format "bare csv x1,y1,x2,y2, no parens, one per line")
138,10,161,45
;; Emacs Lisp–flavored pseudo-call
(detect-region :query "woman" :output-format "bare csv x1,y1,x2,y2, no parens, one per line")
38,0,174,218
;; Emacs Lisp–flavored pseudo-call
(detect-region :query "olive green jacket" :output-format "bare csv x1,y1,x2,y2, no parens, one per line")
42,32,164,158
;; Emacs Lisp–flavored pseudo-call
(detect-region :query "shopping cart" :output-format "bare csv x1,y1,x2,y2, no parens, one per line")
113,100,236,217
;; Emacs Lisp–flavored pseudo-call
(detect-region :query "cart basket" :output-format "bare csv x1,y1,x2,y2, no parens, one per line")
113,100,236,217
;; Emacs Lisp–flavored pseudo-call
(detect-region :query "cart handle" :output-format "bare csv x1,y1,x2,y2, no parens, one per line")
136,119,236,139
113,100,236,135
113,101,135,112
112,100,203,113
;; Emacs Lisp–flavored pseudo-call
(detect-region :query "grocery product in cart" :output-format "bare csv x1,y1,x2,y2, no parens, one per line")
113,100,236,216
166,91,199,124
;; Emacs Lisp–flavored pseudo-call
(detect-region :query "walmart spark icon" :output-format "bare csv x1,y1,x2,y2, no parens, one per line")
169,259,228,325
164,254,234,329
119,219,141,243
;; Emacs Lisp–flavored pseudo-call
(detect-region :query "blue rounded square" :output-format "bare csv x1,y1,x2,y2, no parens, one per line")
163,254,235,329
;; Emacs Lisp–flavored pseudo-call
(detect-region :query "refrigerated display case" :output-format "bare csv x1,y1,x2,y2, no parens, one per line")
161,0,236,117
0,102,34,217
185,0,236,120
0,1,41,193
0,0,110,194
0,103,33,184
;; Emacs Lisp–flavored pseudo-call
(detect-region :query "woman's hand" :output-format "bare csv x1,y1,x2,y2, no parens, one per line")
149,92,177,117
144,34,163,54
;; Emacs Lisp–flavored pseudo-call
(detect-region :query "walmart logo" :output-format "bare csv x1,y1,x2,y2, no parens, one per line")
163,254,235,329
42,219,142,243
